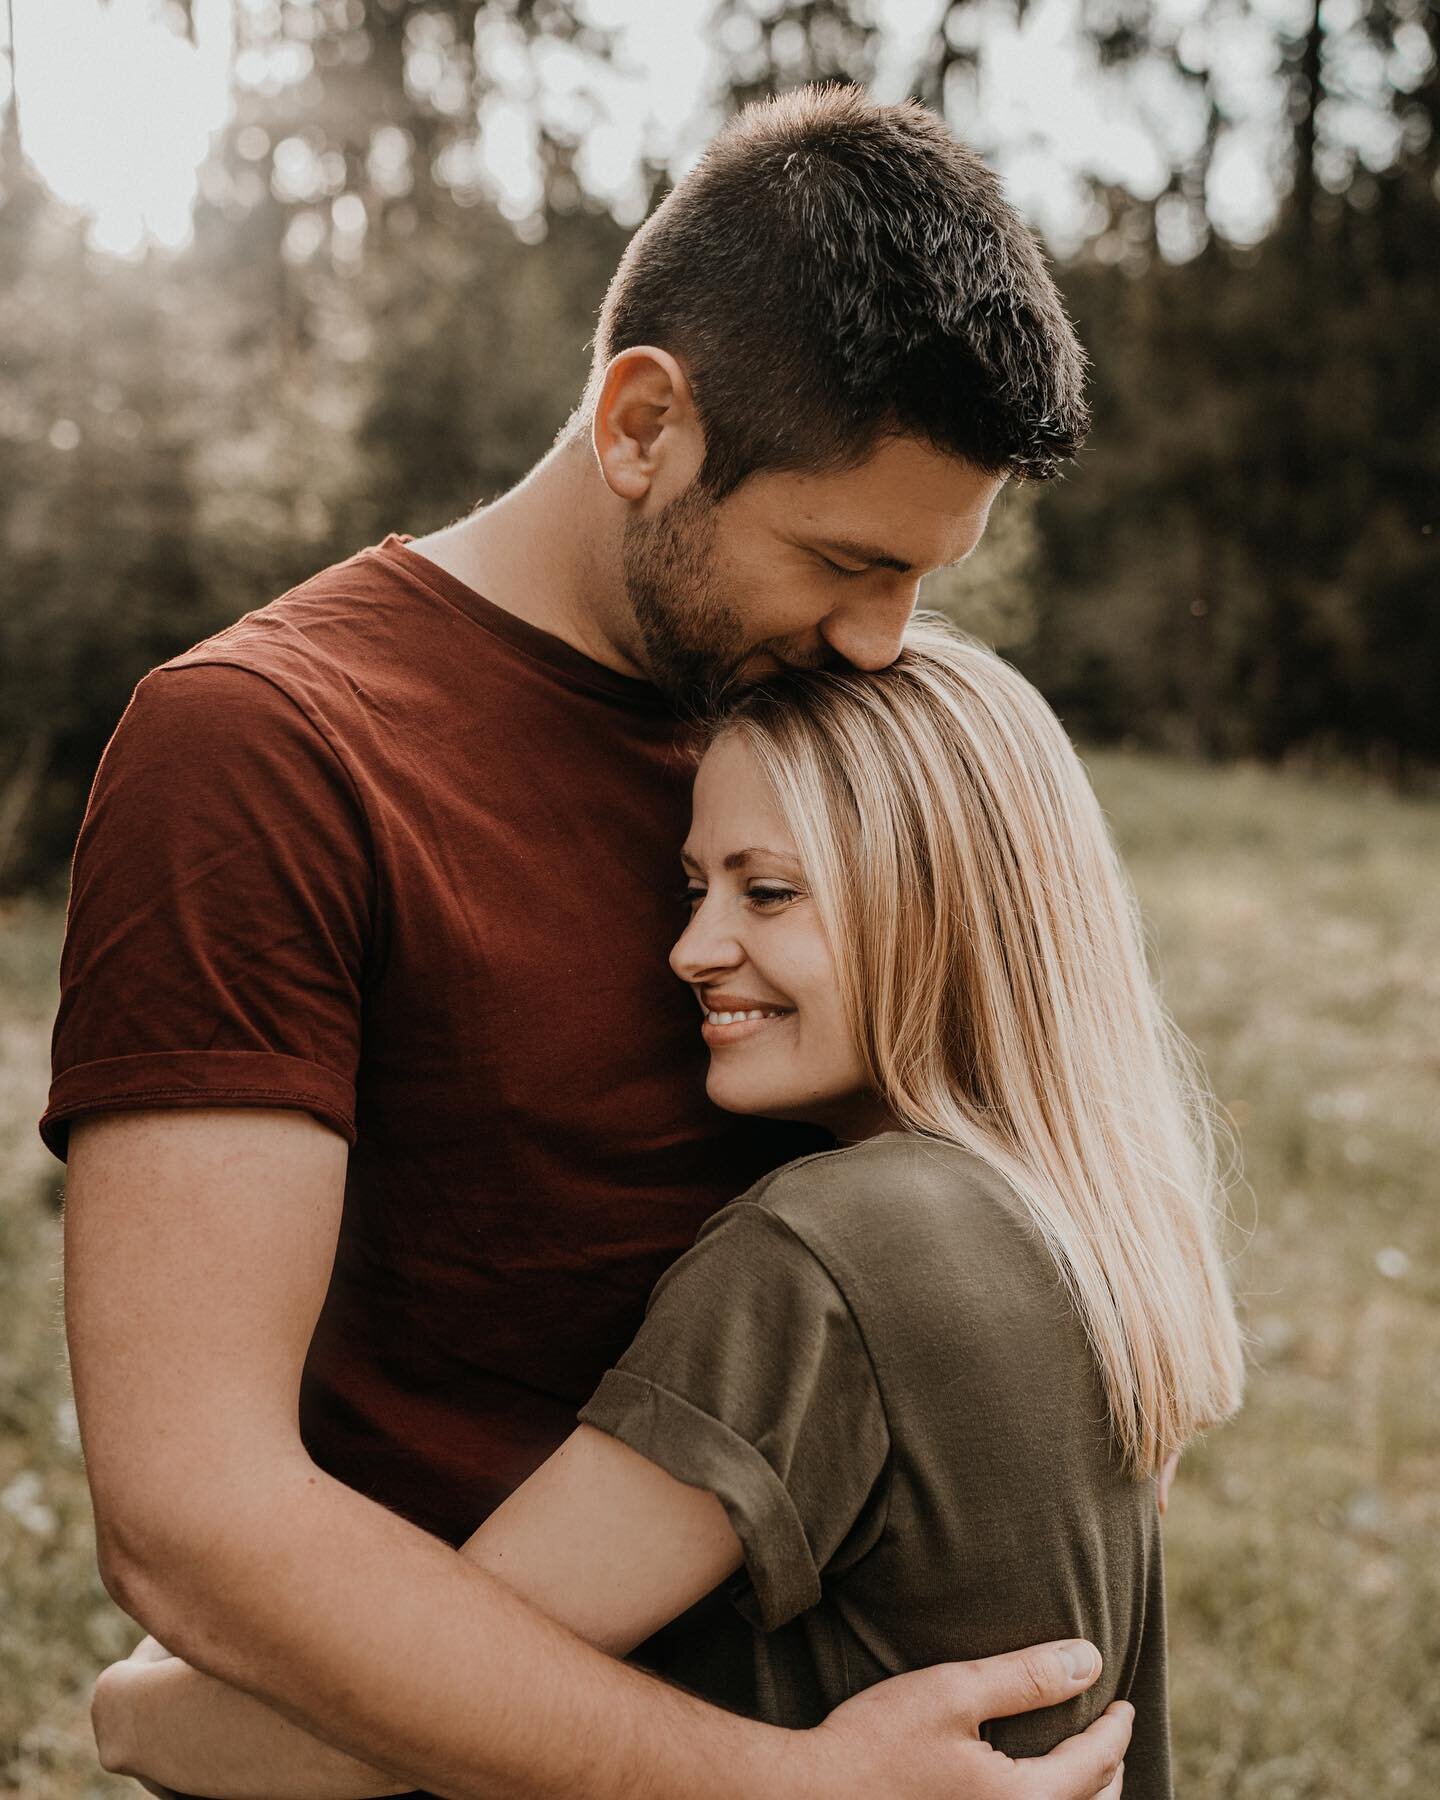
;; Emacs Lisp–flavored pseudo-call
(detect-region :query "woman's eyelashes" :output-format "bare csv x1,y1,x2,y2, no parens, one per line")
746,884,801,910
679,883,802,912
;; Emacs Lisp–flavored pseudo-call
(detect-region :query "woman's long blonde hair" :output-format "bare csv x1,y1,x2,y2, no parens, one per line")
715,616,1244,1475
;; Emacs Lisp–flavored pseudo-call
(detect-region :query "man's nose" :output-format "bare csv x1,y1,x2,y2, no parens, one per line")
820,583,921,672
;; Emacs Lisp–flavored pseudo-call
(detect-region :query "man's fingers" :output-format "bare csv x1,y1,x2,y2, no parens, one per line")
1028,1701,1132,1800
954,1639,1104,1724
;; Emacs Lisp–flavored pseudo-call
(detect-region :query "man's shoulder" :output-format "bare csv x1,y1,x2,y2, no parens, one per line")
158,538,411,690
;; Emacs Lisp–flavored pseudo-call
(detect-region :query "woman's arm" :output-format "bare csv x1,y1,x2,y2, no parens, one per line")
94,1428,744,1799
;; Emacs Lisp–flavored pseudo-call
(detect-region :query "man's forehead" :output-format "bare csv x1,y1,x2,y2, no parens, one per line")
742,444,1005,564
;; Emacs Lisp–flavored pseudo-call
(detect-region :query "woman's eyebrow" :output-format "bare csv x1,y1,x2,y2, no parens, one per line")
680,847,802,873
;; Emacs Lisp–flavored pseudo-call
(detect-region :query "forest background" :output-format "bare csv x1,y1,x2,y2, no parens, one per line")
1,2,1437,1797
2,0,1438,881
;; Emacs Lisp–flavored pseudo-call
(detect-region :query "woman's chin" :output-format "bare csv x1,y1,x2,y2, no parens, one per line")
705,1074,766,1117
704,1068,801,1120
704,1075,827,1130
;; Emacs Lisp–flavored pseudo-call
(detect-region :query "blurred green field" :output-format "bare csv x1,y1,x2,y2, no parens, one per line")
2,749,1438,1799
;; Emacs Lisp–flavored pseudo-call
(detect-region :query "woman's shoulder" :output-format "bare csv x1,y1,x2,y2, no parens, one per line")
730,1132,1025,1282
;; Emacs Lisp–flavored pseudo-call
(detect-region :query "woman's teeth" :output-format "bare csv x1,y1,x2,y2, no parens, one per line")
706,1009,787,1024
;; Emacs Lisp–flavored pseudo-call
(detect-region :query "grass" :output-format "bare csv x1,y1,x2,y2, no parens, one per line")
2,748,1438,1798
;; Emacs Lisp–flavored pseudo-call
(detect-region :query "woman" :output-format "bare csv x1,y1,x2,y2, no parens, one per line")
92,619,1244,1799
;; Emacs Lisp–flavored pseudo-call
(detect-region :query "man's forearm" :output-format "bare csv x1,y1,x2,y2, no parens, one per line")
107,1458,808,1800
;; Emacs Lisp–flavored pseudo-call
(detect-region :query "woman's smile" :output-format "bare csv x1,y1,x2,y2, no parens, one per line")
671,735,870,1131
699,993,796,1047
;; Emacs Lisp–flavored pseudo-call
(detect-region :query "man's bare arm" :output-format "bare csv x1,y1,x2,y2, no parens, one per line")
69,1108,1130,1800
93,1424,1135,1800
90,1424,747,1800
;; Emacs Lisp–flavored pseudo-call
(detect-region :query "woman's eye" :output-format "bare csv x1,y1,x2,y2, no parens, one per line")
747,885,800,909
681,886,706,909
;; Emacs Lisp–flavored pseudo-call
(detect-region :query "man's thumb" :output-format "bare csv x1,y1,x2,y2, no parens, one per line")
957,1639,1103,1723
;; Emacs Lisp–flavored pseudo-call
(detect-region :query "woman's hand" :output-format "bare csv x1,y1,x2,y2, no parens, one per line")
91,1638,409,1800
92,1647,179,1791
128,1641,194,1797
1157,1451,1180,1517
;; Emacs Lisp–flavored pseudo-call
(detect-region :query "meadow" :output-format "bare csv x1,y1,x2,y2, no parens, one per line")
1,749,1437,1798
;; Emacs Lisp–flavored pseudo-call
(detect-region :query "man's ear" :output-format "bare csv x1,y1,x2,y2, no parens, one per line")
592,347,704,503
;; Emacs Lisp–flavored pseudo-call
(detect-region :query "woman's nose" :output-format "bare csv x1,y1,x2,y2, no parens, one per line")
670,901,742,984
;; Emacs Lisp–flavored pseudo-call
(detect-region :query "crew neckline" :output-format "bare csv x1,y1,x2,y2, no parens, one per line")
370,532,672,714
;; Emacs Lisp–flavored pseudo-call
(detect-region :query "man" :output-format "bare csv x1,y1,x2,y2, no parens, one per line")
48,85,1127,1799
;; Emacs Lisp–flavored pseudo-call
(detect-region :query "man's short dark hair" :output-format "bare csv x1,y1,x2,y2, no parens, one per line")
583,83,1090,499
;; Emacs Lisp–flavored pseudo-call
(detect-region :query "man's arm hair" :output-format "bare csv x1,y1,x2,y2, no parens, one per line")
90,1425,747,1799
65,1108,802,1800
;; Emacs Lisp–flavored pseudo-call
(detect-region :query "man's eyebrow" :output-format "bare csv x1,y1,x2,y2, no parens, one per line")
817,537,915,574
680,847,801,873
816,537,971,575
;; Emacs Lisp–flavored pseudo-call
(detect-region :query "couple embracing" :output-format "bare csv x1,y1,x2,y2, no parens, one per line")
48,85,1242,1800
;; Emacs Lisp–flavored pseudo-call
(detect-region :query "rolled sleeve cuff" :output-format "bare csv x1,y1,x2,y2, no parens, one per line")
579,1366,822,1632
40,1050,357,1159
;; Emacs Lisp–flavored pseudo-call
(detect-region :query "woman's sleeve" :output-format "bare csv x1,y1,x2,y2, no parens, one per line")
578,1199,891,1632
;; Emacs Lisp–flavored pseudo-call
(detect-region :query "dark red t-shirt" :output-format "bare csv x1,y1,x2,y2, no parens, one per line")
44,535,815,1545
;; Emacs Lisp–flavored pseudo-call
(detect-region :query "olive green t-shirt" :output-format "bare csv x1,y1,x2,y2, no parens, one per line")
579,1132,1171,1797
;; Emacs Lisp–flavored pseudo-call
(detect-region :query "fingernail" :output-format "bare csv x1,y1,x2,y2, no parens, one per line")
1058,1641,1100,1681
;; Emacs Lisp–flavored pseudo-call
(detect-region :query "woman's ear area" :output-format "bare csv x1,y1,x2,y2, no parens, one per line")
591,347,706,505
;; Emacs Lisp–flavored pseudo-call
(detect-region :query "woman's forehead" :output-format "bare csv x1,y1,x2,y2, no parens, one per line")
686,737,796,863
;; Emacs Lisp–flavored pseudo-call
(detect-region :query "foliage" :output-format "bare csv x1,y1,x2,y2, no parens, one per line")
0,0,1437,888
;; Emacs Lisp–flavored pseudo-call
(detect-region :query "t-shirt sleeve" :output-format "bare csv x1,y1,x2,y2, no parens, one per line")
578,1198,891,1632
41,661,373,1159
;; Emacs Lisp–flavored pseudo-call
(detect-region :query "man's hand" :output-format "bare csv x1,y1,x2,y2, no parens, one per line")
801,1640,1130,1800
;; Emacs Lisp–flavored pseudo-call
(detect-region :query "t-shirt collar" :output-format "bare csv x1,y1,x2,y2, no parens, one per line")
371,533,674,715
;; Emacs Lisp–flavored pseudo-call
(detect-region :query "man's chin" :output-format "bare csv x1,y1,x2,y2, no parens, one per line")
657,648,828,719
731,647,835,688
733,649,786,682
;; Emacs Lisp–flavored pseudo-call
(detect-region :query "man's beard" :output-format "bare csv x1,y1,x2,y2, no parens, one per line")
621,482,752,718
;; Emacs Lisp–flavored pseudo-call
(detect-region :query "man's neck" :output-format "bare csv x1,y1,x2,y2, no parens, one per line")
406,439,649,681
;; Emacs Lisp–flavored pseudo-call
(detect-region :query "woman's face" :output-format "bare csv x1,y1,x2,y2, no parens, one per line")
670,734,890,1140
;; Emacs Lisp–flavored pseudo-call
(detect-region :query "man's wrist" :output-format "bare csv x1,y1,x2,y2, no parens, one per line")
767,1725,839,1800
